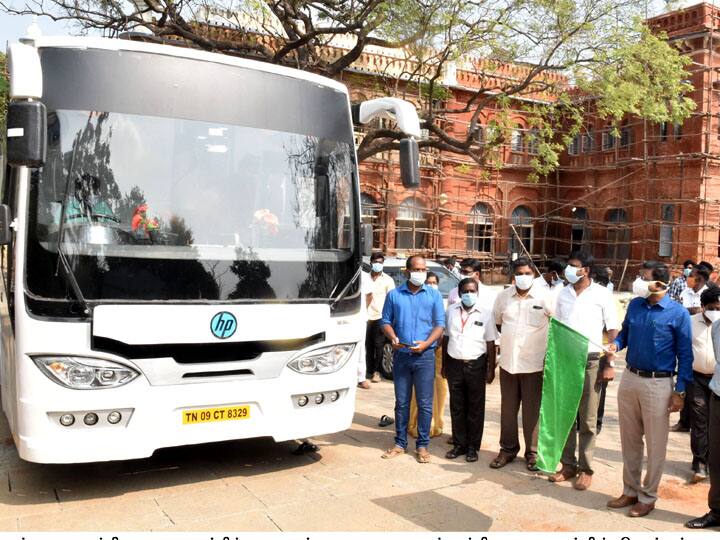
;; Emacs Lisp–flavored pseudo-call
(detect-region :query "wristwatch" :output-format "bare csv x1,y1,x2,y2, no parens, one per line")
674,390,686,398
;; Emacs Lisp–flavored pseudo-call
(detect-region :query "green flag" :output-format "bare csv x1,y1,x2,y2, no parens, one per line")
536,317,589,474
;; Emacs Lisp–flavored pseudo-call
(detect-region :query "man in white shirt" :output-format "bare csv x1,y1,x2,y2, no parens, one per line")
490,256,553,471
442,277,499,463
688,288,720,483
686,309,720,528
550,250,619,491
448,258,496,311
365,252,395,384
680,264,710,315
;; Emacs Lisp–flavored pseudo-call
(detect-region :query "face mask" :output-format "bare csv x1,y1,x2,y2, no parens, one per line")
461,292,477,307
564,265,581,284
683,267,692,277
515,274,534,291
409,271,427,287
705,310,720,324
371,262,383,273
632,277,652,298
427,283,438,290
607,282,614,292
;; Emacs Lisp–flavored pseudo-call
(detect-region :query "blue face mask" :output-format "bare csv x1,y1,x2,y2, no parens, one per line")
461,292,477,307
371,262,383,273
683,267,692,278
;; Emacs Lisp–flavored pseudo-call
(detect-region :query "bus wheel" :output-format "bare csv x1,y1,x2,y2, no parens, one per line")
380,343,394,381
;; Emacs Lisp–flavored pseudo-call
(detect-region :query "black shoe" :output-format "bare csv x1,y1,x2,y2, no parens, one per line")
685,512,720,529
526,457,539,471
466,448,479,462
670,422,690,433
445,446,467,459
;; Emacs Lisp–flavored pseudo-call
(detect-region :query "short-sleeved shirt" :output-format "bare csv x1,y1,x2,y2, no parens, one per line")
555,281,619,353
381,282,445,352
493,284,554,373
680,285,707,309
444,302,498,360
691,312,716,375
366,272,395,321
448,282,497,311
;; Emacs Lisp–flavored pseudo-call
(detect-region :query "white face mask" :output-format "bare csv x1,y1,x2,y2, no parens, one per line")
705,310,720,324
514,274,534,291
632,277,652,298
409,271,427,287
427,283,439,290
564,265,582,284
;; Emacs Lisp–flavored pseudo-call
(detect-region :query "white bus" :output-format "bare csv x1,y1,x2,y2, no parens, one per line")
1,33,420,463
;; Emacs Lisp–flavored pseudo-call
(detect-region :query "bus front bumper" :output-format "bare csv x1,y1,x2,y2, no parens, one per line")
16,367,357,464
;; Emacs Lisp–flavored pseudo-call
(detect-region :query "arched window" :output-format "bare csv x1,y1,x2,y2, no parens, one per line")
466,203,493,253
659,203,675,257
511,124,524,152
571,207,589,251
395,197,428,250
606,208,629,260
510,205,533,254
527,128,540,155
361,193,379,226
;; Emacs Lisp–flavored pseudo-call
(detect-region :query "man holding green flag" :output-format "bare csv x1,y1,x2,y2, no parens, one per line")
547,251,619,491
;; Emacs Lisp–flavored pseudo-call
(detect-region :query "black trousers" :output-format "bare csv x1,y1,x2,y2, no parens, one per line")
365,319,385,376
709,393,720,515
691,371,714,471
679,382,695,428
446,354,487,451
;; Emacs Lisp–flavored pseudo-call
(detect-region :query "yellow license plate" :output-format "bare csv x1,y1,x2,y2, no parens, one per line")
182,405,250,425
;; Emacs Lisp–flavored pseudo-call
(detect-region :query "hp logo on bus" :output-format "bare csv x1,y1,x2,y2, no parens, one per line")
210,311,237,339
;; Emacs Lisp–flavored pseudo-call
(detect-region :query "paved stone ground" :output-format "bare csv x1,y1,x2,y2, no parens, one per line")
0,363,710,532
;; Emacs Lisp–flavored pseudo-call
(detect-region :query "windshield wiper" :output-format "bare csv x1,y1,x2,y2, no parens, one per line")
329,266,362,311
54,118,92,317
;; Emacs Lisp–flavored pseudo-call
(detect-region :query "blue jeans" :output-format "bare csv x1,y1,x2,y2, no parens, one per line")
393,349,436,449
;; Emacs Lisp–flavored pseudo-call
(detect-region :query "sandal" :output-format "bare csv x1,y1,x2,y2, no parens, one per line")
416,448,431,464
489,452,515,469
378,415,394,427
292,441,319,455
381,446,405,459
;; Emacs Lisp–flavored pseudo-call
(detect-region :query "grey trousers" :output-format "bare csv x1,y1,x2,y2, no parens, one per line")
561,355,601,473
617,368,673,504
499,368,543,459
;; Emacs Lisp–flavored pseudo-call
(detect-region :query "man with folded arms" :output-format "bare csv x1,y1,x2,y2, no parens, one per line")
607,261,693,518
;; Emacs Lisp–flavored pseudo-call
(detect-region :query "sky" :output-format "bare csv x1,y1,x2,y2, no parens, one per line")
1,13,77,46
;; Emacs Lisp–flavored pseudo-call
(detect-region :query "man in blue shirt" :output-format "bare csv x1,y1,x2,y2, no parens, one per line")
381,254,445,463
607,261,693,518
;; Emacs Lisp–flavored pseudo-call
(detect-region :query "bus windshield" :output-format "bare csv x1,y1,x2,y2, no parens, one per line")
26,110,357,303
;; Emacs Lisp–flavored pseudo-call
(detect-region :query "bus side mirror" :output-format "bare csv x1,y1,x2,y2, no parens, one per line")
0,205,13,245
360,223,373,256
399,138,420,189
7,101,47,168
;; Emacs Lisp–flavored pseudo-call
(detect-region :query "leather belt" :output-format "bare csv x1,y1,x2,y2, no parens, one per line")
628,366,672,378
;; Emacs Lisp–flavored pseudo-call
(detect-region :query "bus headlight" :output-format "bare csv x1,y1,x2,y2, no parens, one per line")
32,356,140,389
287,344,355,374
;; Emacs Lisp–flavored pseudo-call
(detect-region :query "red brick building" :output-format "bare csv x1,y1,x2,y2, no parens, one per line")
352,2,720,284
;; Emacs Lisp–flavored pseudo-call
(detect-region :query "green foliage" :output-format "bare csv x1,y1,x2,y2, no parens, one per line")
576,20,696,125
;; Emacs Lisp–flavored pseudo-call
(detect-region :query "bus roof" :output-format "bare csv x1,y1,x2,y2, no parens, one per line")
29,36,349,94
